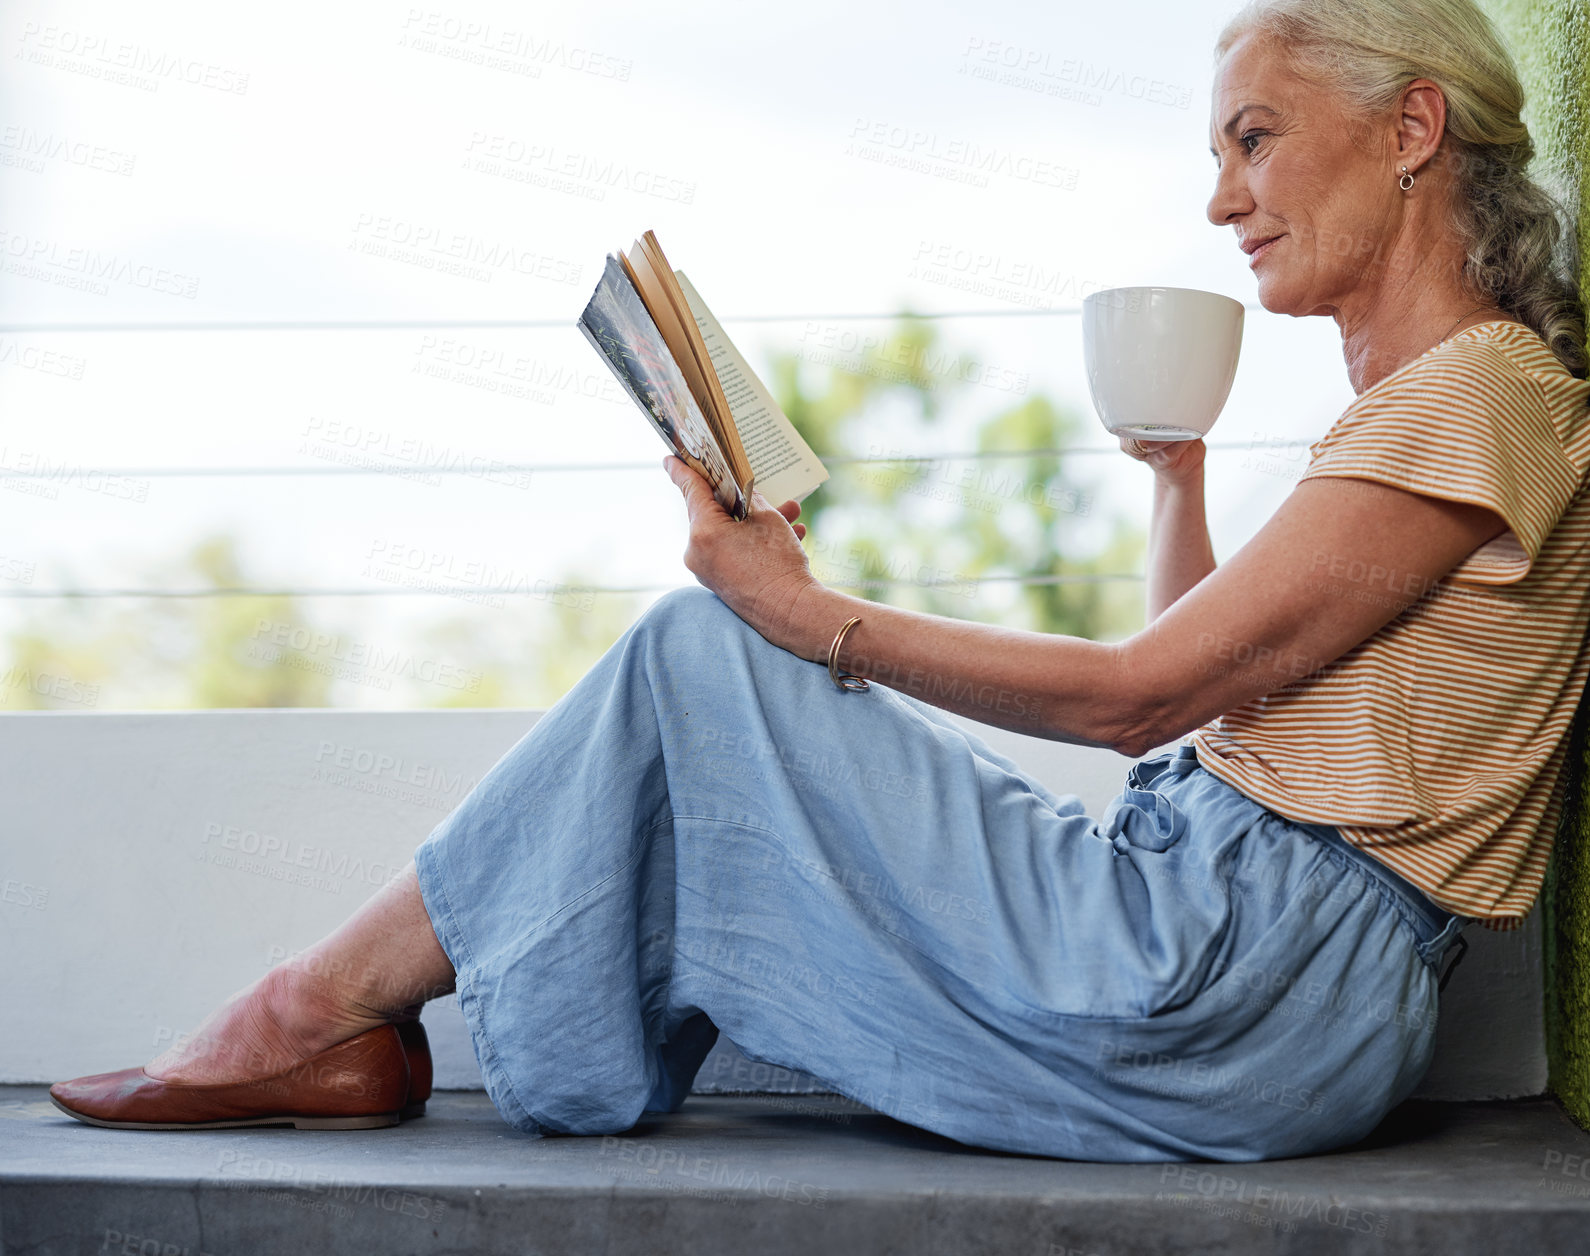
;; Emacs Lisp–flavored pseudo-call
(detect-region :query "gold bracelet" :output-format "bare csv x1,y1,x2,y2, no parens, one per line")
827,616,869,692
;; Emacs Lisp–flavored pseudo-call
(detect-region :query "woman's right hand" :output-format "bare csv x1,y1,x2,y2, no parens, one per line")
1119,435,1207,485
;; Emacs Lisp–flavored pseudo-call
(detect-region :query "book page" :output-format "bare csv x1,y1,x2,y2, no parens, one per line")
636,233,753,489
676,272,830,505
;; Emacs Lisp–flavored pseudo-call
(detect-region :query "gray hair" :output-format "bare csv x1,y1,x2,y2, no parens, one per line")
1217,0,1587,378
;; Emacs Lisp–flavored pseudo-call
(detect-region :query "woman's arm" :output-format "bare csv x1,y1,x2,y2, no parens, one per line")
667,458,1508,759
1135,438,1218,621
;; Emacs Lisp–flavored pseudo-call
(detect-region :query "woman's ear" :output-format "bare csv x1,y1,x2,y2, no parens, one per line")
1396,77,1447,174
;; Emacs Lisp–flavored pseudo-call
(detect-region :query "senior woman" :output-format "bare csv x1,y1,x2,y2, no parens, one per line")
52,0,1590,1162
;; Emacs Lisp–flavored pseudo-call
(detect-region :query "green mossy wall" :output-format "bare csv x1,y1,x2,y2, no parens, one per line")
1482,0,1590,1131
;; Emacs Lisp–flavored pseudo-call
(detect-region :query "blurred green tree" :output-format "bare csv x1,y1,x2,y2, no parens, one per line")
0,321,1143,710
769,318,1144,640
0,535,330,710
0,535,641,712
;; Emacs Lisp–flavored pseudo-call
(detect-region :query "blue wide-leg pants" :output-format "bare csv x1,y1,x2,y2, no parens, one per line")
413,587,1467,1161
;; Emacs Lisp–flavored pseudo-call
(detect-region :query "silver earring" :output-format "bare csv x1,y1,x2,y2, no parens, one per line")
1399,165,1415,191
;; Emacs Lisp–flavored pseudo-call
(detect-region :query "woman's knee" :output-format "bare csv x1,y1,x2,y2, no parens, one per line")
636,586,740,645
630,586,799,699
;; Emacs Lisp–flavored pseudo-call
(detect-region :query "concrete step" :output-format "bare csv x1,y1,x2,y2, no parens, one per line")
4,1088,1589,1255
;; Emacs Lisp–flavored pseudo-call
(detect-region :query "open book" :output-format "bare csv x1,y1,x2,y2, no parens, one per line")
577,230,827,521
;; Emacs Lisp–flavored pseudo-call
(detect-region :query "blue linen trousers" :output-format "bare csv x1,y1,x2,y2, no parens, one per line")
413,587,1468,1162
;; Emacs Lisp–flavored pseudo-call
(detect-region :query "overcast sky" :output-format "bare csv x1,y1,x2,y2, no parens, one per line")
0,0,1357,684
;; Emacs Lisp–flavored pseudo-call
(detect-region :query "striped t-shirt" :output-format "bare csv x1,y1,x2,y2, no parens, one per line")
1190,320,1590,929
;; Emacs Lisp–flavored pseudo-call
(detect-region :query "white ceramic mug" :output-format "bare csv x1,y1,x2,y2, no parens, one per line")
1082,286,1245,441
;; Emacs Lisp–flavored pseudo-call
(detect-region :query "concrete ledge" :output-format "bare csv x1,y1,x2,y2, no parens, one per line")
4,1088,1589,1256
1,710,1549,1100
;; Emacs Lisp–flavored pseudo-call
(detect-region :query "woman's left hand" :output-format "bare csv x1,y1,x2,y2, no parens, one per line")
665,455,821,651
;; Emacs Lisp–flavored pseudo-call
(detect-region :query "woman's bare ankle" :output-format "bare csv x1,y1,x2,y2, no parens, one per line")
263,960,393,1056
143,962,391,1084
143,860,455,1084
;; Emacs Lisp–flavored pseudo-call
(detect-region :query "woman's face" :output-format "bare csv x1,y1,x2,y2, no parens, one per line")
1207,32,1402,318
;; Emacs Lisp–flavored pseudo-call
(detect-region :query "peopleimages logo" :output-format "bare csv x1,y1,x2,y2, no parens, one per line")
1094,1040,1328,1115
300,415,534,490
0,447,148,503
216,1149,449,1220
0,228,199,298
398,11,632,81
795,321,1029,396
411,335,625,407
249,620,484,693
16,22,250,94
199,821,405,892
847,119,1080,190
462,134,696,204
908,241,1135,312
349,213,583,286
960,37,1193,109
599,1136,830,1207
0,125,136,175
361,540,596,612
0,338,88,380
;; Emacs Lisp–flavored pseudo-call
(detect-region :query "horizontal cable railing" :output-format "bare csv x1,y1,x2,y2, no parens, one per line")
0,302,1296,601
0,573,1147,600
0,303,1266,335
0,441,1314,481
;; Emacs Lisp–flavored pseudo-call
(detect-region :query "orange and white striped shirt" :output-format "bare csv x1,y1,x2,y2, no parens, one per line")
1191,320,1590,929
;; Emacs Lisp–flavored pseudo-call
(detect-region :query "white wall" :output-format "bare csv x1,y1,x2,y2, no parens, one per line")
0,710,1543,1100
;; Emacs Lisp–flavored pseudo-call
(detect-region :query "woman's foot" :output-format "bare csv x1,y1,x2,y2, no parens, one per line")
53,1020,414,1130
143,960,393,1085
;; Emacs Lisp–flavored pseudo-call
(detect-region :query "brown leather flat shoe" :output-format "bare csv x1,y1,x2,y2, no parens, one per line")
394,1018,432,1120
49,1024,410,1131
